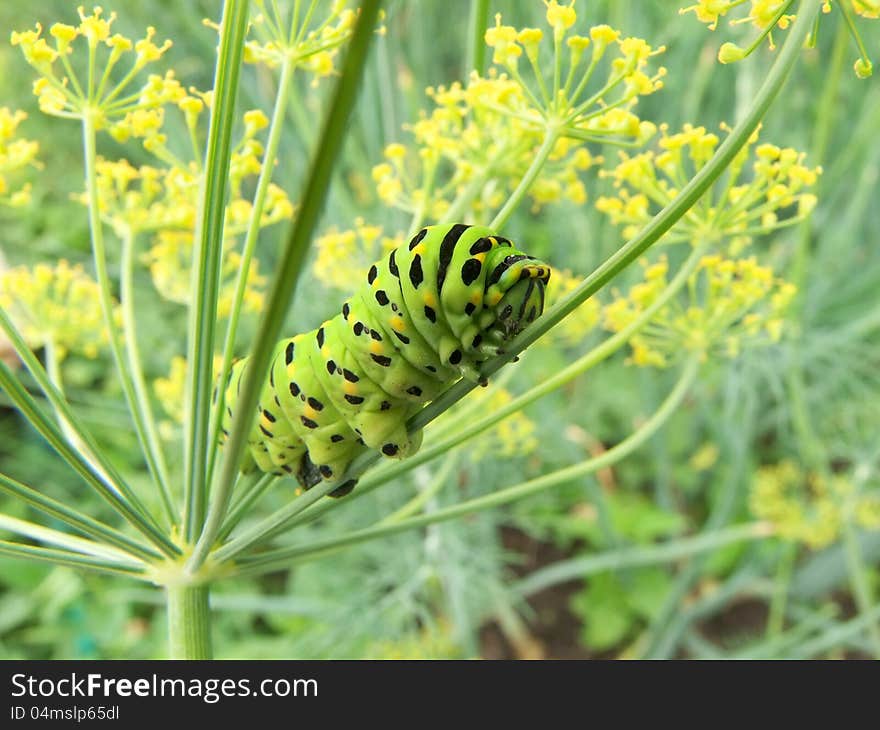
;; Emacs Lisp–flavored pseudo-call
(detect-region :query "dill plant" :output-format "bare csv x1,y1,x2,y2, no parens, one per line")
1,0,876,659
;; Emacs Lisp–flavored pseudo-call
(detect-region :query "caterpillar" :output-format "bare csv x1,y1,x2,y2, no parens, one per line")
218,223,551,497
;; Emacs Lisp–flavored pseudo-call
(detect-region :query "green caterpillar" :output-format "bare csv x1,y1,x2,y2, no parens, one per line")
219,223,551,496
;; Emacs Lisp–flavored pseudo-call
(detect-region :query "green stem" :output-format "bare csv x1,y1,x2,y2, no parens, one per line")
405,0,823,453
0,361,179,557
0,513,144,566
379,453,458,525
81,114,171,519
166,585,213,659
43,339,90,454
231,357,699,574
514,522,771,598
121,228,176,526
766,540,797,638
836,0,872,71
188,0,384,573
842,522,880,658
208,55,295,487
0,472,161,562
0,540,148,579
489,129,559,230
183,0,250,542
465,0,490,75
215,244,704,553
791,17,848,295
0,309,148,520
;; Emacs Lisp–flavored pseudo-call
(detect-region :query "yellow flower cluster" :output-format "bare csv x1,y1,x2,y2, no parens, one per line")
81,102,293,315
596,124,820,252
11,7,175,123
681,1,877,76
0,260,112,359
143,231,268,317
603,254,796,367
442,386,538,461
0,108,39,207
312,219,399,291
154,353,224,429
372,4,662,223
751,461,880,549
483,8,666,130
243,0,359,85
539,268,601,347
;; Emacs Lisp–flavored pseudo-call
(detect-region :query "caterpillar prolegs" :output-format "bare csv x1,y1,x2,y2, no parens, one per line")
218,223,551,496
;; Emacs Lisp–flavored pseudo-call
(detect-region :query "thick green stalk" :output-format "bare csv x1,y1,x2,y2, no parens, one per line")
183,0,250,541
166,585,213,659
208,55,295,487
465,0,490,75
81,114,171,517
121,228,176,526
188,0,384,572
231,357,699,574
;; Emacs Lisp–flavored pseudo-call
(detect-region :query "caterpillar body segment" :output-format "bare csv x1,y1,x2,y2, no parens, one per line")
218,223,551,496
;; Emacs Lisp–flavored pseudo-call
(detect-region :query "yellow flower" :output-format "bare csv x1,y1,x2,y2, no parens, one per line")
0,108,39,208
750,461,879,549
13,9,173,121
313,220,398,291
545,0,578,38
596,123,821,250
0,260,112,359
604,254,796,367
540,268,600,347
243,0,358,83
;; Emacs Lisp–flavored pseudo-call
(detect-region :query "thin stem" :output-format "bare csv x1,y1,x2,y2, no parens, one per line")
217,472,278,542
0,309,141,512
183,0,251,542
0,361,179,557
0,471,161,562
208,55,295,487
766,540,797,638
514,522,772,598
166,585,213,659
379,453,458,525
232,357,699,574
0,541,149,579
81,113,171,521
0,513,144,567
188,0,384,573
490,129,559,230
120,228,176,526
836,0,872,71
842,522,880,658
216,243,704,553
409,0,822,446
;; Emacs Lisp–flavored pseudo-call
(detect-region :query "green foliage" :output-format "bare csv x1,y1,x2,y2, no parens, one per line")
0,0,878,660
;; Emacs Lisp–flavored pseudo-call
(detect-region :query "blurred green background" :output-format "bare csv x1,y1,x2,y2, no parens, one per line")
0,0,878,659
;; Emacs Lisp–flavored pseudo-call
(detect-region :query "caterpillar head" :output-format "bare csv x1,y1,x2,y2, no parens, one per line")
483,253,551,346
